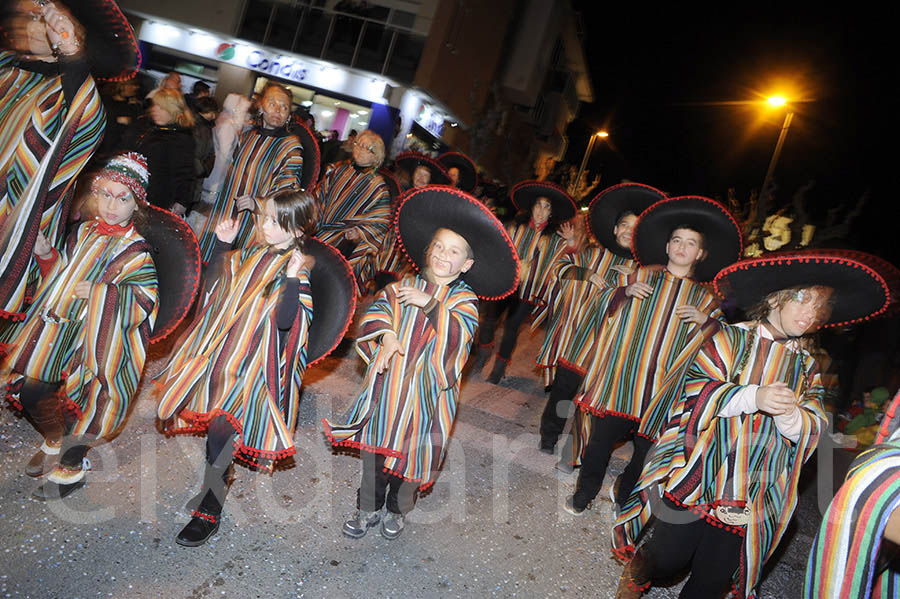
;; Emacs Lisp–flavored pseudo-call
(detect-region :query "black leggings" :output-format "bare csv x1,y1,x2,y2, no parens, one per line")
540,365,583,444
206,414,238,467
18,377,87,468
478,295,531,360
357,451,418,515
574,414,653,508
643,498,744,598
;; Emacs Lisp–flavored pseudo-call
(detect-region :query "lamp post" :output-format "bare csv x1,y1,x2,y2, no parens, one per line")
760,96,793,202
575,130,608,192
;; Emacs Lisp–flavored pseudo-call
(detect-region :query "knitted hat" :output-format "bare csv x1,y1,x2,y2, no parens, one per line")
97,152,150,202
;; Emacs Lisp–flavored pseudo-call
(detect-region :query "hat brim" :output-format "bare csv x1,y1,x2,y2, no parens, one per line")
632,195,742,282
511,181,576,222
438,152,478,193
395,153,451,186
306,237,356,365
588,183,666,258
292,121,321,191
67,0,140,81
715,251,891,327
135,205,200,343
396,185,519,300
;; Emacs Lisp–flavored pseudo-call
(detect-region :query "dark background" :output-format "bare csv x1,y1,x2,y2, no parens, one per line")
565,5,891,260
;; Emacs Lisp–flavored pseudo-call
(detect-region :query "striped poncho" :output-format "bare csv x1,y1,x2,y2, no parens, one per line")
507,221,567,306
534,246,633,386
613,322,826,599
315,161,391,294
1,219,158,440
574,265,722,440
804,427,900,599
324,274,478,488
197,127,304,261
0,52,106,317
156,244,313,469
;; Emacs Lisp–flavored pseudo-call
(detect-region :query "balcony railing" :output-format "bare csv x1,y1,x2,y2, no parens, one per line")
237,0,425,84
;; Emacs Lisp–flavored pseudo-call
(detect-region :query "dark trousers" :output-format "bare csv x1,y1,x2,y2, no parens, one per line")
540,365,583,445
478,294,531,360
643,498,744,598
357,451,417,515
19,377,87,468
574,414,653,508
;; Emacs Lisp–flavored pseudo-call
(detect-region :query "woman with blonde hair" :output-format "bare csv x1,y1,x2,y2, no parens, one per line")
120,87,195,215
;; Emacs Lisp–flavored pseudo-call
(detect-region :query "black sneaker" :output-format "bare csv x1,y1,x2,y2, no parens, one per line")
32,479,85,501
564,495,587,515
176,515,220,547
539,439,556,455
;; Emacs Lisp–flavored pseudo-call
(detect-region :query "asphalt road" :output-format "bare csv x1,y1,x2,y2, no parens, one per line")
0,314,846,598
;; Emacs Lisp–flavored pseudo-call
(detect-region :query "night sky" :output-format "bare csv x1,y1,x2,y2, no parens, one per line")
565,5,890,259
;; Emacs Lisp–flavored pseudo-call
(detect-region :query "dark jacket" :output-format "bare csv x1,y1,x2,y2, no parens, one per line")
120,117,195,211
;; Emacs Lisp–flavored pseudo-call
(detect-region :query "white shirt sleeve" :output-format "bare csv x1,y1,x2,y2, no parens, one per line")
717,383,802,443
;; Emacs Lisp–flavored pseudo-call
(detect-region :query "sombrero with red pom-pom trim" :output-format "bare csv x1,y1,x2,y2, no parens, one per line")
396,185,519,300
135,205,201,344
305,237,356,365
510,180,576,222
378,168,402,204
291,120,321,191
587,182,666,258
394,152,451,186
632,195,743,283
713,250,892,328
438,152,478,193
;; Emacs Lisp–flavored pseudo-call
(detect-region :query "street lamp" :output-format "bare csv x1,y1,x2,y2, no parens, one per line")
575,130,609,192
760,96,794,201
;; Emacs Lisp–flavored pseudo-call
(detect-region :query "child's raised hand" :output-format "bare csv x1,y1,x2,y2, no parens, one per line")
285,249,314,278
559,221,575,244
34,232,53,259
374,331,404,374
675,304,709,325
397,286,431,308
235,195,256,213
73,280,92,299
215,218,240,243
755,382,798,416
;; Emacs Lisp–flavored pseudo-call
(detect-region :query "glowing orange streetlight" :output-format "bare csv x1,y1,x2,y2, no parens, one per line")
760,96,794,201
576,131,609,190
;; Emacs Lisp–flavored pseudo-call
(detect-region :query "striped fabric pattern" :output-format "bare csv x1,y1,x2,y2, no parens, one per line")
156,245,312,469
1,220,157,439
614,322,826,598
574,266,722,439
323,274,478,488
0,52,106,316
535,247,633,385
197,128,304,261
315,161,391,294
507,223,566,305
804,429,900,599
372,194,410,280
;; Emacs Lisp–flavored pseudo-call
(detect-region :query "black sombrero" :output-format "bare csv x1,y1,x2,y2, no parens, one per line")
510,180,576,222
0,0,140,81
396,185,519,300
714,250,891,328
377,168,402,204
305,237,356,365
292,120,322,191
437,152,478,193
587,182,666,258
137,205,201,343
632,195,742,282
394,152,451,186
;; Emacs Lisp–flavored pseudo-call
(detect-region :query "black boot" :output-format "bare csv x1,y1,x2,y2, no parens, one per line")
469,345,491,374
176,463,232,547
486,358,507,384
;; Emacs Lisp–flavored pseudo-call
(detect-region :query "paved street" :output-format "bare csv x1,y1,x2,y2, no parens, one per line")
0,316,838,598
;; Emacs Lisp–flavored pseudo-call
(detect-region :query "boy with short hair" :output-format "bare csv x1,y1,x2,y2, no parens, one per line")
566,196,743,515
324,185,519,539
